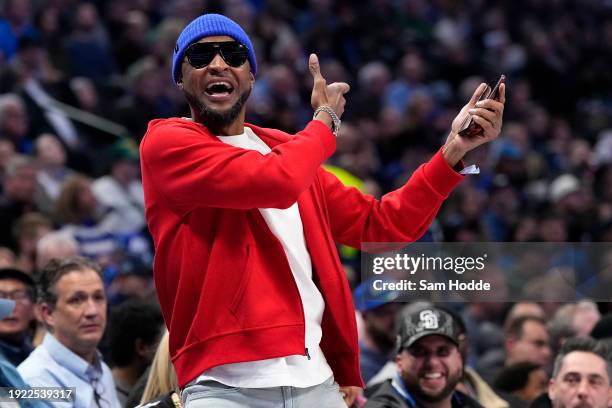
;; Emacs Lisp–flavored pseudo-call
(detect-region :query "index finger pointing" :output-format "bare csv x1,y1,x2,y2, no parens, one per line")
309,53,322,79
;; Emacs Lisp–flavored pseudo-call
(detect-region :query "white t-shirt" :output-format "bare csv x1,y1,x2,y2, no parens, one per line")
196,127,333,388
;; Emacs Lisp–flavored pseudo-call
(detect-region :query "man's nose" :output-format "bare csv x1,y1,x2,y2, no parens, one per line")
207,52,227,71
84,299,102,316
576,379,589,399
423,353,443,366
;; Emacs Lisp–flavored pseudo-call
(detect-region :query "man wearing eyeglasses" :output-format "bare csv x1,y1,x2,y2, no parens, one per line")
365,307,483,408
0,298,46,408
140,13,505,408
0,268,35,366
18,257,121,407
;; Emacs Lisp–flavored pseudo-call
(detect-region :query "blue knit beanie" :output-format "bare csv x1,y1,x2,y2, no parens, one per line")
172,14,257,84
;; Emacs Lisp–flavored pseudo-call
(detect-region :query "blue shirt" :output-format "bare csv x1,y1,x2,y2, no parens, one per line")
17,333,120,408
0,349,45,408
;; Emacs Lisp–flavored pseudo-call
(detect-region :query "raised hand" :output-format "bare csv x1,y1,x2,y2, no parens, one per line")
443,82,506,166
309,53,350,118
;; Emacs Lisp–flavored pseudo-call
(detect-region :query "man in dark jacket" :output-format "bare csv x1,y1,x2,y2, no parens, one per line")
365,307,483,408
529,337,611,408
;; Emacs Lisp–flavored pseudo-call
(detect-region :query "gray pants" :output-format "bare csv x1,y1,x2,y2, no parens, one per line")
182,376,346,408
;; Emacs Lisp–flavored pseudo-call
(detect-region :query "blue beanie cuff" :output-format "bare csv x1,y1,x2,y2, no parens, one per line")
172,14,257,84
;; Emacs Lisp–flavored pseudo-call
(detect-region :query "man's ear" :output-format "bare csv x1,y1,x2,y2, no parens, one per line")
395,352,403,371
39,302,54,328
547,378,556,402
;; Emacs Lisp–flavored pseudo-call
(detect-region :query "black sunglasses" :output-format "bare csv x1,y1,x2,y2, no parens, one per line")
185,41,249,69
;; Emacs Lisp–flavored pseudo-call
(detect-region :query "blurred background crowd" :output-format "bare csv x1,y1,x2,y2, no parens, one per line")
0,0,611,406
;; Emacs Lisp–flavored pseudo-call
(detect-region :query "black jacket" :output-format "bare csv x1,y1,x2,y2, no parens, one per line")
365,380,485,408
528,393,552,408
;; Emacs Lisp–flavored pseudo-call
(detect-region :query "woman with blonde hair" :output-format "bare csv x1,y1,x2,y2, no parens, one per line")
136,330,182,408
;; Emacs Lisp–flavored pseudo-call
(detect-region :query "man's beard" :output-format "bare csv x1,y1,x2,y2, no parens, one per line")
185,87,251,132
403,368,462,404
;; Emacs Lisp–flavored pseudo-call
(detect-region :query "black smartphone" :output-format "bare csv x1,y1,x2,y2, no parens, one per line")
458,74,505,138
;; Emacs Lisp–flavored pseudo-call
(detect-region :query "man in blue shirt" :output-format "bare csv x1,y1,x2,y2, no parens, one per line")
18,256,120,408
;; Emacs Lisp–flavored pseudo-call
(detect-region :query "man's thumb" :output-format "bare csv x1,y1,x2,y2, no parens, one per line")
328,82,350,95
337,82,350,94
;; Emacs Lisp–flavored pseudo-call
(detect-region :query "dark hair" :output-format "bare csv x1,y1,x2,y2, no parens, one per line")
552,337,612,383
0,267,35,288
37,256,102,306
106,299,164,367
494,362,543,393
506,315,546,339
591,313,612,340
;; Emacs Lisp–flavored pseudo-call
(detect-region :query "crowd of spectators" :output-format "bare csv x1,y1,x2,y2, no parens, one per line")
0,0,612,407
0,0,611,265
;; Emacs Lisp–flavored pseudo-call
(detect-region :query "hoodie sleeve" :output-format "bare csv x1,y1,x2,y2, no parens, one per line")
321,148,464,248
140,119,336,213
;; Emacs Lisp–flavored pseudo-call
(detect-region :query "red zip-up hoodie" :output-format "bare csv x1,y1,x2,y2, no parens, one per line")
140,118,463,388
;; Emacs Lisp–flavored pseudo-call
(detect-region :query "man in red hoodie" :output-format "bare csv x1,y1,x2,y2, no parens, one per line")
140,13,505,408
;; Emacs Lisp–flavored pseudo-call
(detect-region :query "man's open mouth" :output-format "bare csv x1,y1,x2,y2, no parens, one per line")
420,371,447,388
205,81,234,96
422,372,444,379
